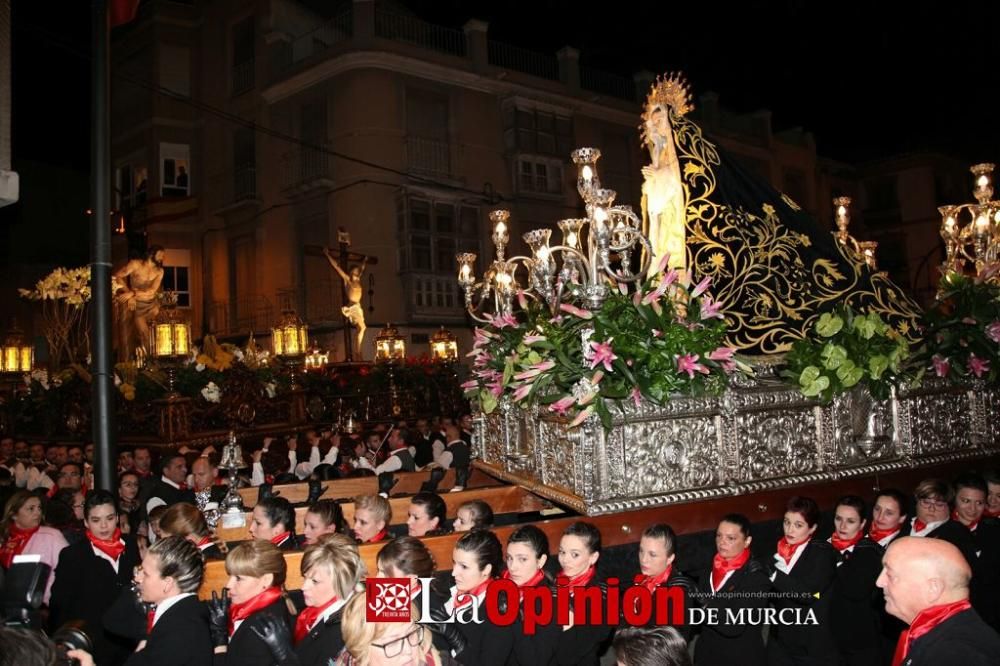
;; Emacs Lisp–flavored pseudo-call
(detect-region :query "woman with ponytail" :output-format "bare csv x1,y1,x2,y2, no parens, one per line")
160,502,228,558
208,540,295,666
50,489,141,666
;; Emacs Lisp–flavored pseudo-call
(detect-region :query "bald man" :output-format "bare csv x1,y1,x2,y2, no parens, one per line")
877,536,1000,665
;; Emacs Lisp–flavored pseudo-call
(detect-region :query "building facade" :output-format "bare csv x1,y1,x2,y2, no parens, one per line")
109,0,873,361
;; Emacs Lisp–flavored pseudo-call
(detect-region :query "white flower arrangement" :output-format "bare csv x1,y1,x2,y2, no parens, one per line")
264,382,277,399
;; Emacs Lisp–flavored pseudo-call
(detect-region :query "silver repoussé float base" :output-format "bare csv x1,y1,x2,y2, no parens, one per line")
472,365,1000,516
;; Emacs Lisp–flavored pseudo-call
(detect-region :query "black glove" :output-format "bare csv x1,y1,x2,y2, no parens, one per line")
257,483,274,503
306,479,325,505
428,603,468,656
207,589,231,648
454,465,470,490
251,613,298,665
420,467,446,493
377,472,398,497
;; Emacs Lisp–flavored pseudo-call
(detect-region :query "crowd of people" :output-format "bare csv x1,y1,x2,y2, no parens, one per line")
2,427,1000,666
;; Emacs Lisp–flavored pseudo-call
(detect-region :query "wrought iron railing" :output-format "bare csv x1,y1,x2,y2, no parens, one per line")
231,59,255,95
374,8,466,57
289,9,353,66
580,66,637,101
487,40,559,80
405,136,451,178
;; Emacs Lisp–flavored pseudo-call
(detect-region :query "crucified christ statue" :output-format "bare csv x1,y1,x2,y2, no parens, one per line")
324,247,368,359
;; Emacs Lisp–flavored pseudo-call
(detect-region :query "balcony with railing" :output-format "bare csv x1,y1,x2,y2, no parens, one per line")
374,8,466,57
487,40,559,81
406,136,452,179
281,145,333,194
288,9,352,67
580,66,637,101
231,59,255,95
232,165,258,203
403,273,466,321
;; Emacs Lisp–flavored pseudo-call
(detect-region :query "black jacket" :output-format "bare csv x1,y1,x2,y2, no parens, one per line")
143,478,197,513
695,557,771,666
830,539,885,659
555,578,613,666
508,578,561,666
967,518,1000,630
50,536,141,666
903,607,1000,665
899,519,978,568
446,583,513,666
125,595,212,666
214,598,293,666
285,590,347,666
624,568,697,640
766,540,837,659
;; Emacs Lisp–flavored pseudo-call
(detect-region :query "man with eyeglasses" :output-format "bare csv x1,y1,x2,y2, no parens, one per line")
900,478,977,569
55,462,85,492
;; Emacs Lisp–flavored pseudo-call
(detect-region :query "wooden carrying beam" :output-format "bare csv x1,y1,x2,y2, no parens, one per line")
217,485,550,543
237,468,496,507
198,460,978,599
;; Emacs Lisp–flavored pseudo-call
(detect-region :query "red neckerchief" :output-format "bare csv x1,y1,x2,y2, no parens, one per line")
952,511,979,532
891,599,972,666
712,548,750,590
1,523,39,568
634,564,672,593
776,537,808,566
228,586,282,636
868,525,901,544
502,568,545,589
196,536,213,549
294,595,339,644
454,579,491,608
146,609,156,634
830,531,864,552
269,532,291,547
86,528,126,561
363,528,387,544
556,565,596,593
913,518,929,533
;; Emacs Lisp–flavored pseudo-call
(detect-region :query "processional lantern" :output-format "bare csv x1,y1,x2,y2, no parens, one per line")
833,197,879,271
430,326,458,363
0,321,33,374
272,309,308,389
375,323,405,363
151,297,190,397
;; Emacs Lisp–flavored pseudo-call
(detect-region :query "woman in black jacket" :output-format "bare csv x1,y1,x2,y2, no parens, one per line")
208,540,294,666
159,502,227,559
555,522,613,666
766,496,837,666
828,496,884,666
447,529,514,665
630,524,696,640
375,536,466,656
504,524,561,666
50,489,140,666
127,535,212,666
248,497,297,551
695,513,771,666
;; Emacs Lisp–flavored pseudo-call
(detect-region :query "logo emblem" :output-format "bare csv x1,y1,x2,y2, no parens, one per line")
366,577,412,622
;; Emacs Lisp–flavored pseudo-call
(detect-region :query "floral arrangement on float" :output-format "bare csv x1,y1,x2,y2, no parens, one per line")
464,253,750,430
18,266,92,371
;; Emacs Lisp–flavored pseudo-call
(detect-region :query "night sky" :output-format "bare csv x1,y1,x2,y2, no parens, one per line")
3,0,998,268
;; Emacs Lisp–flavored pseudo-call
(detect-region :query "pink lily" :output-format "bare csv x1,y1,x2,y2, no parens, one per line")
569,405,595,428
487,380,504,398
707,347,736,362
986,321,1000,343
549,395,576,416
473,328,495,346
968,353,990,378
655,253,672,275
677,353,710,378
932,355,951,378
559,303,594,319
652,329,662,338
513,360,555,381
490,313,518,329
630,387,642,408
633,290,643,307
700,295,725,319
690,275,712,299
588,338,618,372
512,383,533,401
523,334,547,344
461,379,479,391
517,289,528,310
618,283,629,295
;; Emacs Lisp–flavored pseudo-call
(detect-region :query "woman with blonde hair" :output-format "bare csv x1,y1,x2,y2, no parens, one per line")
207,540,295,666
352,494,391,544
0,490,68,603
159,502,227,558
337,593,453,666
254,533,367,666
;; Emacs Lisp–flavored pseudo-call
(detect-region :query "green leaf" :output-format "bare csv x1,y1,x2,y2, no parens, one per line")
852,314,878,340
836,360,864,387
801,374,831,397
868,355,889,380
481,391,498,414
502,359,514,385
821,344,848,370
816,312,844,337
799,365,822,387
